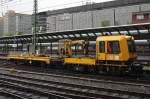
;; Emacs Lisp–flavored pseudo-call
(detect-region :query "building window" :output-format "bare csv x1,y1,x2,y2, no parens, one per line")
136,14,144,20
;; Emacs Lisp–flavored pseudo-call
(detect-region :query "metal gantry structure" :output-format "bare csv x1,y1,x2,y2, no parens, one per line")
32,0,38,54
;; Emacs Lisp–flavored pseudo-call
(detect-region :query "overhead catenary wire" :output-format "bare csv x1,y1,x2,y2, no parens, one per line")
1,0,48,7
0,0,104,35
0,0,95,14
0,0,101,36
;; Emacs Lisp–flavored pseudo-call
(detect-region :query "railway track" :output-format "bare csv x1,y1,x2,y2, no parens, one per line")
1,60,150,84
0,68,149,99
0,89,26,99
0,60,150,85
0,80,70,99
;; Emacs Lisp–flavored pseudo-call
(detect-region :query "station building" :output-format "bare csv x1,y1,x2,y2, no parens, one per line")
44,0,150,33
132,11,150,24
40,0,150,57
0,0,150,36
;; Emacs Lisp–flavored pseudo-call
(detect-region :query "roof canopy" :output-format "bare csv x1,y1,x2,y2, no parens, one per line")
0,23,150,44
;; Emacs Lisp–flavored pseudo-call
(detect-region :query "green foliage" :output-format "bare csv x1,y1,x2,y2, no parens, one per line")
16,32,24,35
101,20,110,27
4,32,13,37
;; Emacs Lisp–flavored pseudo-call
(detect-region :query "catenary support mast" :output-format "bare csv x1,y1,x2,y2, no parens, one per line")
32,0,38,54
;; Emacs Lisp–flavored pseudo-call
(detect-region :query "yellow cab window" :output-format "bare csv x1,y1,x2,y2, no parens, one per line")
107,41,120,54
99,41,105,53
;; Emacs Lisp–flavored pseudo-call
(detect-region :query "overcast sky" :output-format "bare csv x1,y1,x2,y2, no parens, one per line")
0,0,113,15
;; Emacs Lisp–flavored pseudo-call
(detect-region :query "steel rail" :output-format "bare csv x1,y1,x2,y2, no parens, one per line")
0,67,149,87
0,80,70,99
0,79,97,99
0,90,26,99
0,76,132,99
0,70,149,99
0,65,150,84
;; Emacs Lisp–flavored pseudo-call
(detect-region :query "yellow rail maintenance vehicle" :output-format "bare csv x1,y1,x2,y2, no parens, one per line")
5,35,143,75
64,35,142,74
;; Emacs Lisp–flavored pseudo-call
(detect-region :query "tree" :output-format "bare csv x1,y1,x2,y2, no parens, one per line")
4,32,13,37
101,20,110,27
16,32,24,35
